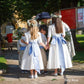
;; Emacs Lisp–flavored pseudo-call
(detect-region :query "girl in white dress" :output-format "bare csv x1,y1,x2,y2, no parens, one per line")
54,11,75,58
47,14,72,76
21,20,47,78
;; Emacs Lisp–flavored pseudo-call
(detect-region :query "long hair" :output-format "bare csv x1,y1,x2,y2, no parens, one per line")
27,20,39,40
30,26,39,40
52,17,63,33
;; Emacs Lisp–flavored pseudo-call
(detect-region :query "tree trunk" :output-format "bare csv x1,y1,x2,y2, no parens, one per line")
0,25,2,55
71,29,80,50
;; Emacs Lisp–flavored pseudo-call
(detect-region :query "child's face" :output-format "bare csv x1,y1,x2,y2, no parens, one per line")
41,19,47,24
40,29,46,35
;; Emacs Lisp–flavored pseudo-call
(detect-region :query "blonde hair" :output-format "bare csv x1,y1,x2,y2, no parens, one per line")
29,20,39,40
30,27,39,40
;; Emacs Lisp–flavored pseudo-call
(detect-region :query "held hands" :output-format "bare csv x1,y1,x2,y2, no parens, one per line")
40,42,50,50
46,43,50,49
44,44,50,50
44,45,48,50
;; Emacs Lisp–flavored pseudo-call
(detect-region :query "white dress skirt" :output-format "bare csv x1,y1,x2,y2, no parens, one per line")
21,32,44,70
47,24,72,69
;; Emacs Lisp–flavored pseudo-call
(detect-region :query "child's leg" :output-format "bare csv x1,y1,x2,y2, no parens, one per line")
30,70,33,76
35,70,38,78
61,68,65,73
52,69,58,76
29,70,34,78
60,68,65,75
55,69,58,74
35,70,37,75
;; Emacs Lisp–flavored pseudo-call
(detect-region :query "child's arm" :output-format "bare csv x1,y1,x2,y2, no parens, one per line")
47,37,50,44
47,26,51,46
17,40,20,53
21,39,28,45
40,42,48,50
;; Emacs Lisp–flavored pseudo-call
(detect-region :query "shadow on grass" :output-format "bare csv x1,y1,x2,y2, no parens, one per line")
72,51,84,63
0,63,7,70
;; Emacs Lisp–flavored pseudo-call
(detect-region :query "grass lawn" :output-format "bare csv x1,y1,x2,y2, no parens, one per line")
76,34,84,48
0,56,7,70
72,34,84,63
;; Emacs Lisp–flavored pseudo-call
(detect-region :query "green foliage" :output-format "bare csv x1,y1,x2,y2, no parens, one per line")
64,31,71,42
0,0,84,24
51,79,57,81
13,27,22,40
72,51,84,63
76,34,84,48
0,56,7,70
0,0,16,25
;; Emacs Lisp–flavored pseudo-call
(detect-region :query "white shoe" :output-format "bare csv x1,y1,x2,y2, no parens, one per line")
29,75,34,79
52,73,58,76
54,73,58,76
34,75,38,78
60,72,63,76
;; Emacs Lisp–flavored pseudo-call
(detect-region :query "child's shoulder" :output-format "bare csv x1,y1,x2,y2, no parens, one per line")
21,36,26,39
48,24,55,30
38,32,41,35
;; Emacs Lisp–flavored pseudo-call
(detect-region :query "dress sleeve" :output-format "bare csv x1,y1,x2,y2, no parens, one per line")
17,40,20,52
63,21,70,31
62,25,66,36
48,26,52,38
25,32,29,43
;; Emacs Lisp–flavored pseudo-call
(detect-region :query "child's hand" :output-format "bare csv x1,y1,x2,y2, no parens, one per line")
44,46,48,50
47,43,50,49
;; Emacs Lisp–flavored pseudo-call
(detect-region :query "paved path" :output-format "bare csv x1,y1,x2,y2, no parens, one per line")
0,48,84,84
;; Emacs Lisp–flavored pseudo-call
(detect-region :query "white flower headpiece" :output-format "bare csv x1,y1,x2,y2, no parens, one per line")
27,19,38,27
32,16,36,20
51,13,62,18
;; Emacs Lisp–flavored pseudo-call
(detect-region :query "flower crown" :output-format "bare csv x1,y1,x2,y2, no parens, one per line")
27,19,37,27
51,14,62,18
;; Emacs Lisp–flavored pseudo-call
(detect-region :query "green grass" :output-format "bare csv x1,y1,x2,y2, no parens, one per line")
72,51,84,63
51,79,57,81
0,56,7,70
72,34,84,63
76,34,84,47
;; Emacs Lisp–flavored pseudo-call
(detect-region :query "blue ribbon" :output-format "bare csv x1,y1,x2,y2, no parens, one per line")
29,42,40,73
20,46,26,50
39,46,44,49
51,36,66,71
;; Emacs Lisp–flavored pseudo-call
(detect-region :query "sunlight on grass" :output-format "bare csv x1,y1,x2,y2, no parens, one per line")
72,34,84,63
0,57,7,64
0,56,7,70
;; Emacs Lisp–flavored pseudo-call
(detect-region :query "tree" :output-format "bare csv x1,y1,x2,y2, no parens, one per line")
0,0,83,53
0,0,15,54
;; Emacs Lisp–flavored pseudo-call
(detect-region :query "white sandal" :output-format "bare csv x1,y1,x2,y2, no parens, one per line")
29,75,34,79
